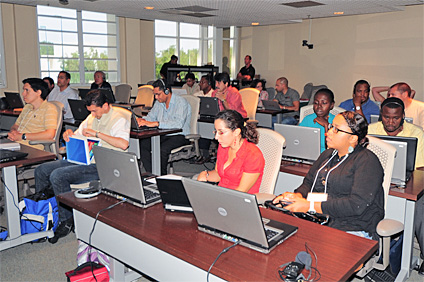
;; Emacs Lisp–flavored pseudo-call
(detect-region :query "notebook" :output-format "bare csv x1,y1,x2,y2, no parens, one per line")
68,99,90,122
369,135,418,185
261,100,281,111
92,146,161,208
0,149,28,163
5,92,24,109
181,178,298,254
274,124,321,163
156,175,192,212
130,114,158,132
66,135,100,165
199,97,220,119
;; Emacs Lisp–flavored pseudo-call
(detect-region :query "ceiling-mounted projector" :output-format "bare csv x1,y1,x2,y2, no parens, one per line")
59,0,69,5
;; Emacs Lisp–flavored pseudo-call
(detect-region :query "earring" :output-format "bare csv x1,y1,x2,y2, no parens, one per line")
348,146,354,153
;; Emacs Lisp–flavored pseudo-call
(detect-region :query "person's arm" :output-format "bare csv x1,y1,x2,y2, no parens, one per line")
352,94,366,118
372,86,389,103
198,168,221,182
237,172,261,192
82,128,129,150
8,129,56,141
137,118,159,128
283,100,299,111
10,124,19,132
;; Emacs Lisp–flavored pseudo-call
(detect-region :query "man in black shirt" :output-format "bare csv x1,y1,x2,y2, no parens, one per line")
160,55,178,81
237,55,255,86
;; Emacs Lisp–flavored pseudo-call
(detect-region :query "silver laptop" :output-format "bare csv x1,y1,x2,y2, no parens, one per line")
261,100,281,111
381,140,408,185
370,114,413,125
181,178,298,254
274,124,321,163
92,146,161,208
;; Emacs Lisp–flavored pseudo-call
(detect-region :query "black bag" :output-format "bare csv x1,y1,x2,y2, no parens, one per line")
0,97,9,110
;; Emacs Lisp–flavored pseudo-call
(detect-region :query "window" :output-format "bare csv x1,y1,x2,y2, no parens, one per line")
0,5,6,88
37,5,119,85
155,20,205,79
223,27,237,79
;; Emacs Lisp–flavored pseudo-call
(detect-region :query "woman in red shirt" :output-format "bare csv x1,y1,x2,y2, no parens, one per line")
197,110,265,194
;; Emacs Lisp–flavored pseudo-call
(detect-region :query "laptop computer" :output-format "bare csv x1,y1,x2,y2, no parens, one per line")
261,100,281,111
156,175,192,212
92,146,161,208
68,99,90,122
370,114,413,125
181,178,298,254
0,139,21,150
5,92,24,109
66,135,100,165
0,149,28,163
275,124,321,163
369,135,417,185
78,89,91,99
199,97,220,119
130,113,158,132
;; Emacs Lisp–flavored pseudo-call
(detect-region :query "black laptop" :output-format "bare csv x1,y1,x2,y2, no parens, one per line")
5,92,24,109
0,149,28,163
156,175,192,212
130,114,158,132
199,97,220,120
68,99,90,122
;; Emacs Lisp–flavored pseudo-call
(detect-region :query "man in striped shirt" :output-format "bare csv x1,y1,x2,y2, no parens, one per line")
7,78,58,150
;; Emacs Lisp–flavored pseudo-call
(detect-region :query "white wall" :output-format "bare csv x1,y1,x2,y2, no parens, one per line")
240,6,424,104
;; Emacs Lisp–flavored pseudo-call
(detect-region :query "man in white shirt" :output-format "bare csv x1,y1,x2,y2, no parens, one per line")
47,71,79,123
182,72,200,95
194,75,214,97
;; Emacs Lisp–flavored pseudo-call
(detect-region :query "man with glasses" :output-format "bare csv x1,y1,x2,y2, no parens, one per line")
182,73,200,95
137,79,191,175
47,71,79,123
194,75,214,97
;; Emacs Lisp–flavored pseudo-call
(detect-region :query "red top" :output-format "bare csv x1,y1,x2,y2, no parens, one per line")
216,140,265,194
212,86,247,118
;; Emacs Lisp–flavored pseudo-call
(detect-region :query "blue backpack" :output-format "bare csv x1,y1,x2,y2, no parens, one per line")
19,196,59,235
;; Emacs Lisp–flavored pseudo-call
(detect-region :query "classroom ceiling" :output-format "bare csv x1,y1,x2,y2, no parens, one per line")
3,0,424,27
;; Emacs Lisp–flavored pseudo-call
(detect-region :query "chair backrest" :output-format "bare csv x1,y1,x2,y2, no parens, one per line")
239,88,259,121
180,94,200,135
266,87,276,100
49,101,64,157
299,105,346,123
366,136,396,212
256,128,286,194
115,84,132,103
135,85,154,107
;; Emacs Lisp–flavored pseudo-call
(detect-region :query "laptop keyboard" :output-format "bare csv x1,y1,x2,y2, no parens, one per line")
143,188,160,201
265,228,278,241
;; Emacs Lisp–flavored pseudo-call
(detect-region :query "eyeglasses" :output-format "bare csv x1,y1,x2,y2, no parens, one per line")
328,124,355,135
213,129,231,136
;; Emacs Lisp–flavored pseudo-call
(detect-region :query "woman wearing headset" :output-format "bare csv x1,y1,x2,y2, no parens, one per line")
273,111,385,240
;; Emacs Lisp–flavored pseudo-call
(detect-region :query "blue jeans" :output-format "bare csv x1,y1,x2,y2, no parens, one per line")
35,160,99,222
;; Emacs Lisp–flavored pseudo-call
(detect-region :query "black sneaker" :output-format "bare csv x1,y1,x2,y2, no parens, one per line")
418,261,424,276
48,218,74,244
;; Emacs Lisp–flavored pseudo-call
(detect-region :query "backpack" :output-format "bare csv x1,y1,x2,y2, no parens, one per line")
19,193,59,235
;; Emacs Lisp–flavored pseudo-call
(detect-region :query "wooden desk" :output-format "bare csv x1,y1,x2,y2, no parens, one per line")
58,191,377,282
277,162,424,281
129,128,182,175
0,145,56,251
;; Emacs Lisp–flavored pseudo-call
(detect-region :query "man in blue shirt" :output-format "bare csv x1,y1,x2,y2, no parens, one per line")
339,80,379,123
137,79,191,175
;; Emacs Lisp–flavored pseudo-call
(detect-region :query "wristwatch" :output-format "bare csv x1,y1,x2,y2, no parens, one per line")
22,133,26,140
355,105,361,111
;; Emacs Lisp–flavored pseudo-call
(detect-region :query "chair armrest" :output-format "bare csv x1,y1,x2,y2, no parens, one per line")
185,134,200,140
376,219,404,237
29,139,55,146
255,193,276,205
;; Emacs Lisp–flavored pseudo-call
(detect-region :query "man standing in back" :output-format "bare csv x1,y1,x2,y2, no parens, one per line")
237,55,255,86
273,77,300,125
137,79,191,175
47,71,79,123
339,80,379,124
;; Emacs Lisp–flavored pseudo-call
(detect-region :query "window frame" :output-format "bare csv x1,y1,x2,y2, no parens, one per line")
0,5,6,88
36,5,120,86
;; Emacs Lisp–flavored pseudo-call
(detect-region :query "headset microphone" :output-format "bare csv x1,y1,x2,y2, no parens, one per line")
160,79,170,95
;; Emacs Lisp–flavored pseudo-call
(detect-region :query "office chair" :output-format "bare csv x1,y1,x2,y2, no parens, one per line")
167,95,200,175
255,128,286,201
133,85,154,116
239,88,259,125
299,105,345,123
356,136,404,277
114,84,132,103
20,101,64,195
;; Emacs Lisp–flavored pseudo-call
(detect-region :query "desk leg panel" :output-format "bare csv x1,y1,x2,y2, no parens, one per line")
73,210,226,282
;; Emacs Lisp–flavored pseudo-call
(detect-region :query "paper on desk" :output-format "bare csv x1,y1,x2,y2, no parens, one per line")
156,174,183,180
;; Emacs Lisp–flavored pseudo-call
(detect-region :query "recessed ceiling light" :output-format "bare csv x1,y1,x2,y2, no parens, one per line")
251,22,259,26
144,7,154,10
334,12,344,15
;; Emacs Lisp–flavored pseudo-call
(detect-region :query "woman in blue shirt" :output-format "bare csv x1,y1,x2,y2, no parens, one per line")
299,89,335,152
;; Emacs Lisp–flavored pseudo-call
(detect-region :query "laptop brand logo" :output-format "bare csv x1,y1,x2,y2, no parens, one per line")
218,207,227,216
294,139,300,145
113,169,120,177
